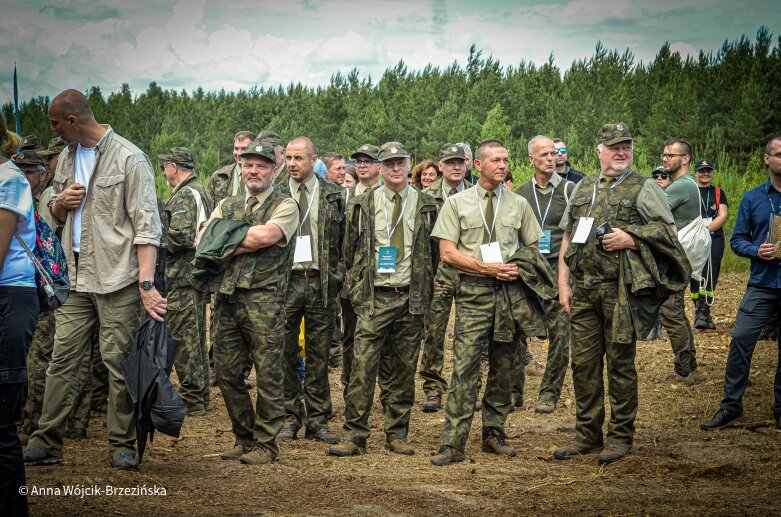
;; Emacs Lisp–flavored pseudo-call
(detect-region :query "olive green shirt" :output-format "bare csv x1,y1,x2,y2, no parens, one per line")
373,185,416,287
432,183,543,271
230,163,244,197
440,178,467,201
289,174,320,271
207,187,299,246
665,172,701,231
559,171,674,230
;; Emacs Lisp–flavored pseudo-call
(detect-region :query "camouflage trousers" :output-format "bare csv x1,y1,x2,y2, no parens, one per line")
283,275,334,433
21,310,99,437
214,290,285,456
342,288,422,447
660,289,698,376
570,281,637,445
419,265,459,398
167,286,210,413
441,281,515,452
511,297,570,405
340,294,392,411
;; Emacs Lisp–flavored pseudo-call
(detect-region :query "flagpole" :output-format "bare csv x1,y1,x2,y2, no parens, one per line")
13,62,20,135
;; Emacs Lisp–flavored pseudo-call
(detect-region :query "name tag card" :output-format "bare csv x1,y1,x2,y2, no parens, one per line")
538,230,552,254
571,217,595,244
293,235,313,263
480,242,503,263
377,246,398,273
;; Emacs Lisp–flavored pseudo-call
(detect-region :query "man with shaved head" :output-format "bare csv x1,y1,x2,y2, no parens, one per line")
276,136,344,444
24,89,163,471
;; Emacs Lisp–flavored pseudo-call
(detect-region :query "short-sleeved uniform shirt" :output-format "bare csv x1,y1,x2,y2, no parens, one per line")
432,183,543,275
289,174,320,270
207,186,299,247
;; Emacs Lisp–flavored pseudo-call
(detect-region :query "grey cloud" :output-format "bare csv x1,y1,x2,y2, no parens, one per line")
39,2,120,21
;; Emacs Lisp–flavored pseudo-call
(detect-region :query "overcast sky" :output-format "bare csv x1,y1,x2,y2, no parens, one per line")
2,0,779,102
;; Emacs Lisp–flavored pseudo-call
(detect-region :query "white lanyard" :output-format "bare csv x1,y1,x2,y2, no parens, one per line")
475,187,502,242
290,178,319,233
382,187,409,241
532,182,555,227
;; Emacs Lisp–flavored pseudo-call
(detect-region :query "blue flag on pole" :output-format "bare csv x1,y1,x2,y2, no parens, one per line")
13,62,20,135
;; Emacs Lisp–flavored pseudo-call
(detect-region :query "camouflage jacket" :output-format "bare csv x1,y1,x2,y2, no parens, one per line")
272,163,289,188
278,175,345,303
165,175,214,289
206,163,241,207
422,177,473,209
343,188,439,316
212,191,293,300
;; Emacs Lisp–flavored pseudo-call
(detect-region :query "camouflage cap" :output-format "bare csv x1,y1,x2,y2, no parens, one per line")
241,140,276,164
20,135,43,151
12,150,45,167
652,165,665,174
378,141,410,162
157,147,195,169
350,144,379,160
694,159,714,171
38,136,67,157
257,130,284,147
598,122,633,146
438,143,466,162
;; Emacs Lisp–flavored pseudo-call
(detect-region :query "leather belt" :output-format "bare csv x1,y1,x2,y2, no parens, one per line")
374,285,409,293
291,270,320,277
460,274,497,286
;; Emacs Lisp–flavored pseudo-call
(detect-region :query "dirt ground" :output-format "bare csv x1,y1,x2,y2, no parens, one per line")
24,272,781,516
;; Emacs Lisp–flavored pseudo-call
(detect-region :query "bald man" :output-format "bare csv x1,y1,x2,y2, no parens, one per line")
24,89,163,471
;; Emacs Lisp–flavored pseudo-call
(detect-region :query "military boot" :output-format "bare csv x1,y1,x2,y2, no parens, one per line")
385,439,415,455
430,445,465,466
239,446,275,465
220,444,251,461
693,299,708,330
421,394,441,413
327,441,365,457
481,434,517,457
703,303,717,330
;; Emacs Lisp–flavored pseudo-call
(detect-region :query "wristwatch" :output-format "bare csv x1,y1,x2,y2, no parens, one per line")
139,280,154,291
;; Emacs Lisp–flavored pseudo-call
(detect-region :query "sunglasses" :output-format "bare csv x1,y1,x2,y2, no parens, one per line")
652,173,670,180
555,147,568,154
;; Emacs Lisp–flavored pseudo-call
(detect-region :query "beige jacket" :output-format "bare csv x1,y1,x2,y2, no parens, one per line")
51,126,161,294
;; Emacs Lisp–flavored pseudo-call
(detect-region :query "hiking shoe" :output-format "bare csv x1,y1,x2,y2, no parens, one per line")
421,394,442,413
327,441,365,457
385,439,415,456
482,435,517,457
688,370,709,385
220,444,251,460
305,427,339,444
239,446,275,465
430,445,465,466
277,427,298,441
111,452,138,471
553,440,603,460
535,401,556,414
700,409,743,431
597,441,636,465
524,361,545,377
24,447,63,466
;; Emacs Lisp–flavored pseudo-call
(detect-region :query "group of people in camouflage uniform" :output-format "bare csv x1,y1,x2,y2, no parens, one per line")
15,87,778,482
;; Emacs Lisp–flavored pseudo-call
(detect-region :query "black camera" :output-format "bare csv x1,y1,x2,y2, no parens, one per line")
595,222,613,250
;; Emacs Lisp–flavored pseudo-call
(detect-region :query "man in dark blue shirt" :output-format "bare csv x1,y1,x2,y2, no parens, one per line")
701,136,781,431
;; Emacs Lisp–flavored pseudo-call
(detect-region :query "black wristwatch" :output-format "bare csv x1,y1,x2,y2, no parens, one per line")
139,280,154,291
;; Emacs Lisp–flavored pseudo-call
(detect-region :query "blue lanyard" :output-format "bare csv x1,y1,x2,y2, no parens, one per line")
767,181,780,215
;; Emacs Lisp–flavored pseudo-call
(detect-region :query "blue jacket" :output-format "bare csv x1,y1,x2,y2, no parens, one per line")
730,180,781,288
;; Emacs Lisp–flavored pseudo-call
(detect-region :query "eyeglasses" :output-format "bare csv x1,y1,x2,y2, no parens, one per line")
660,153,687,160
355,159,379,166
555,147,567,154
651,173,670,180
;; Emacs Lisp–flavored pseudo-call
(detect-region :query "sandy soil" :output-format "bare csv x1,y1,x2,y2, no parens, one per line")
23,272,781,516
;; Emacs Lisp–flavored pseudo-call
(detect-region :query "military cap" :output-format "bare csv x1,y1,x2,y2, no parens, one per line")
350,144,379,160
694,159,714,171
157,147,195,169
598,122,633,146
13,150,45,167
257,130,284,147
438,143,466,162
241,140,276,164
378,141,410,162
38,137,67,157
20,135,43,151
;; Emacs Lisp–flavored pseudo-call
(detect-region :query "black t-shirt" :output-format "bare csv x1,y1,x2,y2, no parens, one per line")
698,185,728,238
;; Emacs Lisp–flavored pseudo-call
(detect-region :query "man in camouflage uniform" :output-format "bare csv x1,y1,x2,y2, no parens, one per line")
328,142,438,457
206,142,299,465
276,137,344,443
430,140,543,466
419,143,473,412
159,147,214,415
207,131,257,206
513,136,575,414
554,123,680,464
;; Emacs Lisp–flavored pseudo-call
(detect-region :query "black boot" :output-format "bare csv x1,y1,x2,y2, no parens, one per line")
694,299,708,330
703,302,717,330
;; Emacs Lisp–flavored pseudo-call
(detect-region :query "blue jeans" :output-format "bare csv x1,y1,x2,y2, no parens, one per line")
720,285,781,420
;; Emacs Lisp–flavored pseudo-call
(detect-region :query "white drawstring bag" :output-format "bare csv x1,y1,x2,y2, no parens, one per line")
678,215,712,284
